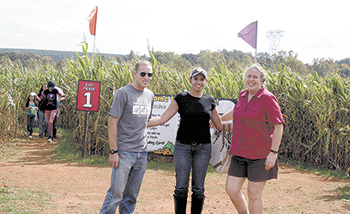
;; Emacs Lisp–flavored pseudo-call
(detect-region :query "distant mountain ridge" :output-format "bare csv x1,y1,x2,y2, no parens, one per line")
0,48,125,62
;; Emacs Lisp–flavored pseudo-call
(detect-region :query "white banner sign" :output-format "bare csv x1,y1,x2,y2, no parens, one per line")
146,94,235,154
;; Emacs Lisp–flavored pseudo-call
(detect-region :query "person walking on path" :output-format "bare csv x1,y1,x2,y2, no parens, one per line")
37,84,48,138
25,92,38,139
35,81,66,142
221,64,284,214
100,60,154,214
148,67,225,214
52,98,62,139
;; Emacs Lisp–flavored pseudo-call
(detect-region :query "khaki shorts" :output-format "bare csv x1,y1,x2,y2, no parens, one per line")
228,155,278,182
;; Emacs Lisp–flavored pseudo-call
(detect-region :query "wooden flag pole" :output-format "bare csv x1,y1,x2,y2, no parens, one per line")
83,6,98,157
255,21,258,63
83,35,96,157
91,35,96,79
255,48,257,63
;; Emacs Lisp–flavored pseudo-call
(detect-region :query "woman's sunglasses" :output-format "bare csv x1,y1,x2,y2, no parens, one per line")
138,72,153,77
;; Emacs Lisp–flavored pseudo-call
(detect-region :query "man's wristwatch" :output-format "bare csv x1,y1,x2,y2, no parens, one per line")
270,149,278,154
110,149,118,154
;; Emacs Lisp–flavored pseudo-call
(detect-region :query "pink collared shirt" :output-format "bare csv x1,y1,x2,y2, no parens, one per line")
229,87,285,159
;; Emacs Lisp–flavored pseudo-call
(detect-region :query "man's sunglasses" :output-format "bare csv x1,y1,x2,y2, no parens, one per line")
138,72,153,77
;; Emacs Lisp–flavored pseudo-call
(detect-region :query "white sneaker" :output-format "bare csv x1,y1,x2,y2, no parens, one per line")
29,135,33,139
48,137,52,142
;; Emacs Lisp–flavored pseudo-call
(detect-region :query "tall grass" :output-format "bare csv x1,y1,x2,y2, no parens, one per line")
0,45,349,170
267,67,350,169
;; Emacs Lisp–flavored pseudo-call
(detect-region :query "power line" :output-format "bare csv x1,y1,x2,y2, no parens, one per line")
282,38,349,60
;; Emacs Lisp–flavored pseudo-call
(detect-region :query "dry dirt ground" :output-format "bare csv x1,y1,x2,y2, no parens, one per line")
1,133,350,214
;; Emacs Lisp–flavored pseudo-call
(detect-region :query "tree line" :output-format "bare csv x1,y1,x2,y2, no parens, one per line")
1,48,349,78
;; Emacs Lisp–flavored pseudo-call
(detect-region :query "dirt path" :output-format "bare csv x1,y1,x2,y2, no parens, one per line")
1,134,350,213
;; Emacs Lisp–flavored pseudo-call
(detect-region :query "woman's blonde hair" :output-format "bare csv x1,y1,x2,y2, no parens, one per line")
245,63,267,85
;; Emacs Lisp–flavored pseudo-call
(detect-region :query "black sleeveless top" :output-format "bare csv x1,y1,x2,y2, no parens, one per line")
175,92,216,144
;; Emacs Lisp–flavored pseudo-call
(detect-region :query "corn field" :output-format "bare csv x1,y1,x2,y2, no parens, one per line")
0,44,349,170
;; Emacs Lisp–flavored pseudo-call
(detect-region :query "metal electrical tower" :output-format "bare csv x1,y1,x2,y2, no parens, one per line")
266,30,284,55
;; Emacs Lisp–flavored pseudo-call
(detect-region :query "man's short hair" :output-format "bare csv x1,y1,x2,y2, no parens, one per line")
135,60,151,72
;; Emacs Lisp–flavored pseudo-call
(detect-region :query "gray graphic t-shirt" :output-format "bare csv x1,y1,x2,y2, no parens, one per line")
109,84,154,152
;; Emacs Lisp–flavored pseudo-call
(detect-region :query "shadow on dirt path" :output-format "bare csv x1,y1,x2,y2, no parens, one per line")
1,133,350,213
5,135,65,165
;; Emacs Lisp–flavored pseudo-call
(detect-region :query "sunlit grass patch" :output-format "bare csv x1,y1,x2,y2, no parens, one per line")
0,141,18,162
0,185,50,213
336,185,350,200
54,129,108,167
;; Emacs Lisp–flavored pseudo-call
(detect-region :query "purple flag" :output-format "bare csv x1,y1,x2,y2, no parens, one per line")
238,21,257,49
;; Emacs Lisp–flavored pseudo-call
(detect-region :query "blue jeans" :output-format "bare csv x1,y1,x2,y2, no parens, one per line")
38,110,48,137
174,141,211,199
26,114,36,136
100,151,147,214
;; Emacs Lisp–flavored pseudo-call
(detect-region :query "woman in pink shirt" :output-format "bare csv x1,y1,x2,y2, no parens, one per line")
221,64,285,214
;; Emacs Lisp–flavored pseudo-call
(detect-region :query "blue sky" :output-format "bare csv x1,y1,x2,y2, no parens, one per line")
1,0,349,64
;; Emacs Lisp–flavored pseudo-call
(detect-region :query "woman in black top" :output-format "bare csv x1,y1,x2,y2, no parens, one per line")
148,67,224,214
37,84,48,138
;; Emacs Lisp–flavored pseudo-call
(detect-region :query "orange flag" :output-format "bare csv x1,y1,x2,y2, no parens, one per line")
87,6,98,35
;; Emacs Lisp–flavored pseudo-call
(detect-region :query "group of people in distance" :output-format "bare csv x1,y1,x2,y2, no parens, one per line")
99,60,285,214
25,81,66,142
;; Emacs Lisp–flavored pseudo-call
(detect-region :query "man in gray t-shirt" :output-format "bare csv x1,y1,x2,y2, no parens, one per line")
100,60,154,214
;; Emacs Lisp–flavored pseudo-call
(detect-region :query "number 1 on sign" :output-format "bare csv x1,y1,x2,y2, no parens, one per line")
83,92,93,108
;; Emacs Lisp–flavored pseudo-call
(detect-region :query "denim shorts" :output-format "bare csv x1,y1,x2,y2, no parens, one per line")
228,155,278,182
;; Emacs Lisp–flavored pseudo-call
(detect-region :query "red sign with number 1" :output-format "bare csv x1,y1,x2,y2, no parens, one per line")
76,80,101,112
